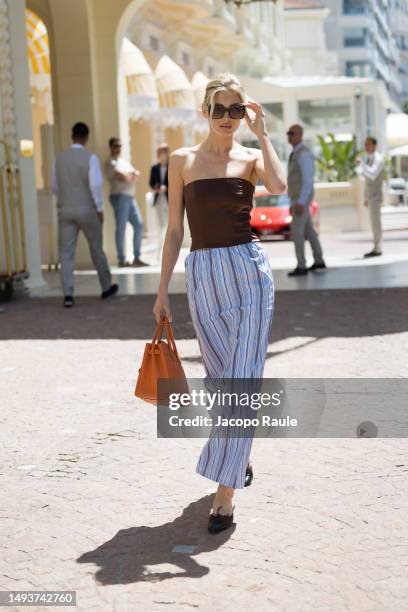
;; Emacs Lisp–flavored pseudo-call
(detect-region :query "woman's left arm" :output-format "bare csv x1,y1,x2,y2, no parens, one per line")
245,100,287,195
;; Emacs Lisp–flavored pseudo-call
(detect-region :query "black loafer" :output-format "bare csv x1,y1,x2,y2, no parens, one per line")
287,267,308,277
308,261,327,271
208,505,234,534
244,464,253,487
101,283,119,299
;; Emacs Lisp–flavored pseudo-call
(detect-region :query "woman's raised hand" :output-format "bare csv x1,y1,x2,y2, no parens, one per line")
244,99,267,139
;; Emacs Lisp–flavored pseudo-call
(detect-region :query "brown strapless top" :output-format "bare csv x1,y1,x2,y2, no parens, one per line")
183,177,260,252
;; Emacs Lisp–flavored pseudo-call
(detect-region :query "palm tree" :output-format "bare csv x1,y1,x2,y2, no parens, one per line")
316,133,361,182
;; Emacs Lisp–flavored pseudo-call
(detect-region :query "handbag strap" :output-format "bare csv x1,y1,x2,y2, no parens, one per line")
163,317,180,359
152,316,165,344
152,315,180,360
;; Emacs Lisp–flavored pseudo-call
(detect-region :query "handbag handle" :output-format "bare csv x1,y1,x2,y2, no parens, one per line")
152,315,180,360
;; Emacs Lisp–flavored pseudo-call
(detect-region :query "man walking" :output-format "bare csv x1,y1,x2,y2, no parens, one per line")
358,136,384,257
149,143,169,262
286,124,326,277
105,138,149,267
52,122,118,307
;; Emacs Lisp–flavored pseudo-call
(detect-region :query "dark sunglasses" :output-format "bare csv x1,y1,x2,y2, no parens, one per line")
208,103,246,120
286,131,295,136
112,143,122,148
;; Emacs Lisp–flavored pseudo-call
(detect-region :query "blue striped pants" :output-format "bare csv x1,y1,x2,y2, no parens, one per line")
184,241,275,488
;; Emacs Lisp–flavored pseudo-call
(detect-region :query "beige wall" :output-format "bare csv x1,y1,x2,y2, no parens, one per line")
129,119,153,221
31,89,48,189
26,0,133,265
164,127,184,154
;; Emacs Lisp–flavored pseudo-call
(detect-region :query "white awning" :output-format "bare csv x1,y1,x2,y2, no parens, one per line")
121,38,159,118
155,56,196,126
387,113,408,147
390,144,408,157
191,71,209,107
26,9,50,91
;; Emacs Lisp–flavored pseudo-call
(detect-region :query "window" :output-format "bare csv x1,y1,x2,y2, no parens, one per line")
263,103,284,134
298,99,352,131
343,0,368,15
344,27,367,47
149,35,159,52
254,193,291,208
346,61,372,77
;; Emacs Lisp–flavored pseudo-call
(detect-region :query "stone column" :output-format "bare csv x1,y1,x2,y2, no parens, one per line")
0,0,45,289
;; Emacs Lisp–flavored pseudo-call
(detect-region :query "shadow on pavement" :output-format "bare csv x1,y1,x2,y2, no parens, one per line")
1,289,408,341
76,494,235,584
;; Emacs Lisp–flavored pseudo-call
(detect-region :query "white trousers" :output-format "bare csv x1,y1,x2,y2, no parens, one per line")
154,193,168,262
368,198,382,252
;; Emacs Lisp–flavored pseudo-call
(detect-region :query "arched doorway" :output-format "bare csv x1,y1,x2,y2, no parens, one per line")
115,4,209,252
25,8,57,269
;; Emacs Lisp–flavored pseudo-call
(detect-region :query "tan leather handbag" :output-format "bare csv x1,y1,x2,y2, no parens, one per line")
135,315,189,405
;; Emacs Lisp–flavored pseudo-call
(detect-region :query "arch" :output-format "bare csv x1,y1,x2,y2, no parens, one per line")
115,0,148,158
115,0,147,59
26,8,50,90
25,8,54,191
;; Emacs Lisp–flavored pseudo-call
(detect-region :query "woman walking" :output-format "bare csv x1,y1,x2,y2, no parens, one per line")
153,73,286,533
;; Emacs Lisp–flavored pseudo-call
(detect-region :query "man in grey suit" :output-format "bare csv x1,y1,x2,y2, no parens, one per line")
52,122,118,307
358,136,384,257
286,124,326,277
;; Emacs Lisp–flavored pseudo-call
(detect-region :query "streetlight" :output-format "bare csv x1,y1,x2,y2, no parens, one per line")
354,88,364,150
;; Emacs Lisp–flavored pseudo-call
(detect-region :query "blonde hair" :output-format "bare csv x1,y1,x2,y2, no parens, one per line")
202,73,246,117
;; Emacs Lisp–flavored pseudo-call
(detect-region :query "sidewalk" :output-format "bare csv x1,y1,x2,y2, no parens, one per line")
30,229,408,298
1,285,408,610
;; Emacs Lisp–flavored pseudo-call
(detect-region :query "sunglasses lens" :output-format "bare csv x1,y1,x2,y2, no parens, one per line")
209,103,245,119
211,104,225,119
229,104,245,119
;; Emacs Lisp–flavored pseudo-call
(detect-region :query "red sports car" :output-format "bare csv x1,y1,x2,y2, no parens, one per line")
250,185,320,240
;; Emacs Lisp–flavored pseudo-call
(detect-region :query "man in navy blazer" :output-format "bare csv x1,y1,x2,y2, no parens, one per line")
149,143,170,261
149,143,169,206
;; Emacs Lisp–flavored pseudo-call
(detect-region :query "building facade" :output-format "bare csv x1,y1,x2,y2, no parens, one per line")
283,0,339,77
389,0,408,106
322,0,401,110
0,0,287,286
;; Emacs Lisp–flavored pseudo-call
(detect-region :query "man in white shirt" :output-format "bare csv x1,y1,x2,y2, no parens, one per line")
358,136,384,257
105,138,149,267
52,122,118,307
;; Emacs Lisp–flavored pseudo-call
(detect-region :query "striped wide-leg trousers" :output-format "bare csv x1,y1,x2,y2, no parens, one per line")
184,241,275,488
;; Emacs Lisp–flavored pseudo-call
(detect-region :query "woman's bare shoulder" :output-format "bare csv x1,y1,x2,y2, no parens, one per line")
170,146,200,180
171,145,200,158
236,142,261,160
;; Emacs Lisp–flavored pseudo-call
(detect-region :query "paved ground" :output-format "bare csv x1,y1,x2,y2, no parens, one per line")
29,229,408,297
1,284,408,611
